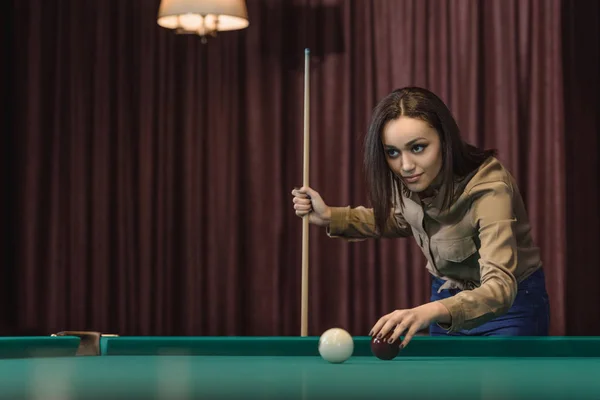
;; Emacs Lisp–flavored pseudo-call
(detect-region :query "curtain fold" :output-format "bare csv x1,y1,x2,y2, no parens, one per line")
5,0,593,337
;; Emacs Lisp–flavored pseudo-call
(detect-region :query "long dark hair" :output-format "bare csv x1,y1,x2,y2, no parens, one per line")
364,87,497,234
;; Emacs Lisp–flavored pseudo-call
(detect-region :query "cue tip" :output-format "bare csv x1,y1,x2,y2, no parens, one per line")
305,48,310,55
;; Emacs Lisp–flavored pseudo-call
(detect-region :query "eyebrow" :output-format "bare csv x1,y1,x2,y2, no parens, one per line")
384,137,427,149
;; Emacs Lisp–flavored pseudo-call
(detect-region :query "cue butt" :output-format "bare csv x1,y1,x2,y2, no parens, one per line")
301,48,310,337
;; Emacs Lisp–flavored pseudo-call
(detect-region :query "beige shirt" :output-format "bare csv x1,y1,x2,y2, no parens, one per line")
326,157,542,332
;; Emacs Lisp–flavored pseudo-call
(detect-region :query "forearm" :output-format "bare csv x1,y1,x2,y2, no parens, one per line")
429,301,452,325
327,206,412,239
326,206,379,239
435,277,517,332
419,301,452,325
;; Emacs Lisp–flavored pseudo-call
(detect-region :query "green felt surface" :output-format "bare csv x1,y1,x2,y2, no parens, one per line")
0,336,80,358
101,335,600,357
1,336,600,399
1,355,600,399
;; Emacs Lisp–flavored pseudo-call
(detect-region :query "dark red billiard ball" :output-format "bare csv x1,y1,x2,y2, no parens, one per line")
370,332,401,360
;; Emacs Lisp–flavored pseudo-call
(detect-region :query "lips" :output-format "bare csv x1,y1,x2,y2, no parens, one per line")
402,173,423,183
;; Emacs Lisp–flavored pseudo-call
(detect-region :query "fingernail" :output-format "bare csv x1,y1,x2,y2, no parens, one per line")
387,338,394,344
368,331,373,336
399,344,404,349
377,333,382,339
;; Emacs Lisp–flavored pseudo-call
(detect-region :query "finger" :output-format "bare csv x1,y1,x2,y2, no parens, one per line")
388,318,412,344
292,191,309,199
296,210,310,217
294,204,312,211
400,325,421,349
378,312,406,339
300,186,320,200
294,203,312,209
368,314,391,337
291,187,309,197
293,197,311,205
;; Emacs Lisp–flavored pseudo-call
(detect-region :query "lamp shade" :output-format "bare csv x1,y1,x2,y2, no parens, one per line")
157,0,249,34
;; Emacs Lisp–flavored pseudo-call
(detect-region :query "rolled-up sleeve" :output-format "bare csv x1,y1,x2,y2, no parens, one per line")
326,206,413,240
436,181,519,332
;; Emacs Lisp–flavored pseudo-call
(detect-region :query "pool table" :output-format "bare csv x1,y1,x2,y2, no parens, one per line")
1,333,600,399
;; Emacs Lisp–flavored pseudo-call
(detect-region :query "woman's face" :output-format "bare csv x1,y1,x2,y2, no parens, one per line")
381,116,443,193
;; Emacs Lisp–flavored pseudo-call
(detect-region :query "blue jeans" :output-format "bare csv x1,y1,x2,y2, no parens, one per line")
429,268,550,336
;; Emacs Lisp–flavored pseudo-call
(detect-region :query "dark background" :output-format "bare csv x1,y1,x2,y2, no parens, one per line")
2,0,599,337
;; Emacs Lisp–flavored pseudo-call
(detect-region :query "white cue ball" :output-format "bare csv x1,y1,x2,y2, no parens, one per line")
318,328,354,363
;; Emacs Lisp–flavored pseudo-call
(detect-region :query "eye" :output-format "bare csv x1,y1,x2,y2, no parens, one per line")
386,149,399,158
412,144,427,153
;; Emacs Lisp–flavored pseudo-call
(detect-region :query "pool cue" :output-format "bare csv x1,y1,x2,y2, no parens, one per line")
301,48,310,337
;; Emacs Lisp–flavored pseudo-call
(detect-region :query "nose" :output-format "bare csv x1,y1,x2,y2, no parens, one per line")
401,154,416,173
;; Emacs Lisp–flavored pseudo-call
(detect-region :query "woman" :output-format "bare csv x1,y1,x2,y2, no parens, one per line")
291,87,550,348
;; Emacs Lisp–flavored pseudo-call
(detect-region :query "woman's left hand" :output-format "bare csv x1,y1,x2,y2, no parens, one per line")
369,302,450,348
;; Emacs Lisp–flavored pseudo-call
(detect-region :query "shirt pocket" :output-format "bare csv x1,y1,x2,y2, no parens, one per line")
435,236,478,263
431,235,480,279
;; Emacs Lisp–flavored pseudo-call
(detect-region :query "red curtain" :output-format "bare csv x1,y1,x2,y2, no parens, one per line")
3,0,598,337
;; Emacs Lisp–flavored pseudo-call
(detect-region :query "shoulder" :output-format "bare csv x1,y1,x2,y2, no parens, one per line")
463,157,515,198
459,157,518,224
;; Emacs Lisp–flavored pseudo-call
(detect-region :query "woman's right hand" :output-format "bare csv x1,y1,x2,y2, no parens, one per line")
291,186,332,227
